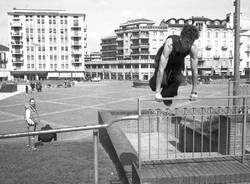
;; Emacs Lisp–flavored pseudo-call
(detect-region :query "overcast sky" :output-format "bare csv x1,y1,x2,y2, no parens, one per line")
0,0,250,52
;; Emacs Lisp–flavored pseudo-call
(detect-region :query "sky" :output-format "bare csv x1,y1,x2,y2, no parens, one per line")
0,0,250,52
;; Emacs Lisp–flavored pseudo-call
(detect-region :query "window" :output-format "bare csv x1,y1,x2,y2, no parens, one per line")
207,32,210,38
215,41,218,47
215,32,218,38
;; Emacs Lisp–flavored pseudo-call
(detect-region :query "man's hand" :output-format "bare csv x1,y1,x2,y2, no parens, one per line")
189,92,198,101
155,92,163,102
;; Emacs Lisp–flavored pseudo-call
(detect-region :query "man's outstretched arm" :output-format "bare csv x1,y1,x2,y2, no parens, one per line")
189,44,198,99
155,38,173,101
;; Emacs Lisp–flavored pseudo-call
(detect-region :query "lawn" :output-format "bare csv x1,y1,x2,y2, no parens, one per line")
0,140,118,184
0,80,231,183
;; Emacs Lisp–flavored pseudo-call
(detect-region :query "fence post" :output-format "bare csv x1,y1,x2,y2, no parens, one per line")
228,79,231,107
138,98,141,170
93,130,99,184
242,97,247,163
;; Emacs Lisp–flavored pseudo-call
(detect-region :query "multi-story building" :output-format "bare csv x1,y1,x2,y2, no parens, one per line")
160,17,234,76
115,18,168,60
240,30,250,76
86,19,168,80
86,16,235,80
7,8,87,80
0,44,12,81
100,36,117,61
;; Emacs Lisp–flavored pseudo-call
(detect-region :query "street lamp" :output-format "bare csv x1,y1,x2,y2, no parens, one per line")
233,0,241,106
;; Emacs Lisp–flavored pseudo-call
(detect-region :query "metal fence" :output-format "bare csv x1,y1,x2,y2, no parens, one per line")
1,94,250,181
228,79,250,106
137,96,250,169
0,115,139,184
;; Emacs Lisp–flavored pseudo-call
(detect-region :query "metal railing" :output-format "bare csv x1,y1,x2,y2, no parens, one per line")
0,115,139,184
1,94,250,179
137,95,250,169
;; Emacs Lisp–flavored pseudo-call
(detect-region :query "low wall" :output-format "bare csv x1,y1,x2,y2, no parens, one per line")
132,80,148,88
0,83,17,92
98,110,138,184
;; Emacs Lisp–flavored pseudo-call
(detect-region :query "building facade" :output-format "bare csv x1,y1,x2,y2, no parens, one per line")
7,8,87,80
240,30,250,76
160,17,234,76
86,16,236,80
101,36,117,61
115,18,168,60
0,45,12,81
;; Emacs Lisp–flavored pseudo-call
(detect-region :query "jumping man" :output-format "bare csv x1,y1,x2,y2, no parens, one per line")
149,24,200,106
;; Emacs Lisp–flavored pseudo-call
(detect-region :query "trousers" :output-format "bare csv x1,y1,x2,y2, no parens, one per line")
149,67,183,104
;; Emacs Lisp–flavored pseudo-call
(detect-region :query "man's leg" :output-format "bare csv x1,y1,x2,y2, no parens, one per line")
27,126,31,147
161,71,183,106
30,125,37,150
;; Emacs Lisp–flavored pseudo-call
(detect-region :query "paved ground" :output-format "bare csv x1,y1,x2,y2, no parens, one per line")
0,80,229,143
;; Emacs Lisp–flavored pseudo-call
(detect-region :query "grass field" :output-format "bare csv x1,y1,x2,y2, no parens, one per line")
0,80,230,183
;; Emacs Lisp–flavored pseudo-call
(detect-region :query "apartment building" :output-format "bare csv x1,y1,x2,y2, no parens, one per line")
86,18,167,80
161,17,234,76
7,8,87,80
86,16,236,80
240,30,250,76
0,44,11,81
101,36,117,61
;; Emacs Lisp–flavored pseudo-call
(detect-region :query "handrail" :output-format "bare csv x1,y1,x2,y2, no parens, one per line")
140,95,250,102
0,115,139,139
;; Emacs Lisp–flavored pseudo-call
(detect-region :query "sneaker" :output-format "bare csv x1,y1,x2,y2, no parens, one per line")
163,100,172,106
30,147,37,151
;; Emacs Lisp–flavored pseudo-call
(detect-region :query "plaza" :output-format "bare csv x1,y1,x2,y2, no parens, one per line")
1,80,247,184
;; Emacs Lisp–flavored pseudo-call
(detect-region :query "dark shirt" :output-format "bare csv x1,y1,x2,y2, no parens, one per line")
38,124,57,142
166,35,190,71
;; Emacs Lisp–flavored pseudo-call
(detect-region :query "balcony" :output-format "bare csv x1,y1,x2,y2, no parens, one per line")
71,51,82,55
221,45,228,50
12,50,23,55
71,33,81,38
71,23,81,30
11,32,23,37
130,44,139,49
101,42,116,46
116,52,124,56
139,34,149,39
140,43,149,48
71,42,81,47
140,51,150,55
205,45,212,50
11,41,23,46
72,60,82,64
116,46,123,50
131,35,139,40
116,37,123,41
0,59,7,64
10,22,22,27
213,55,220,60
131,52,140,55
12,59,24,63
